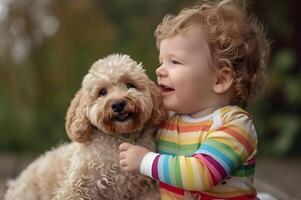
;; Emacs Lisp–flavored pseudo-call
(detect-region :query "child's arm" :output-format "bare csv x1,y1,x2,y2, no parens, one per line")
140,111,257,191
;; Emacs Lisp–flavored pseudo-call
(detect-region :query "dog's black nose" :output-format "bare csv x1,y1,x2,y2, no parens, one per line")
111,100,126,113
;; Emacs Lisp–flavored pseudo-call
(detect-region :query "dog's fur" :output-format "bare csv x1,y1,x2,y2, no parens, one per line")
4,54,167,200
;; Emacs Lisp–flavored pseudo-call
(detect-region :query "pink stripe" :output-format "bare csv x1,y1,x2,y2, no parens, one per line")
193,154,218,184
194,154,227,184
203,154,228,180
152,155,160,179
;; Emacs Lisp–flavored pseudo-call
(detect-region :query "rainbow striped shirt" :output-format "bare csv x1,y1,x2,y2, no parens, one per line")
140,106,258,200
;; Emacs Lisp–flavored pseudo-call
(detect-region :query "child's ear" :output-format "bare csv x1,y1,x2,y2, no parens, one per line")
213,67,233,94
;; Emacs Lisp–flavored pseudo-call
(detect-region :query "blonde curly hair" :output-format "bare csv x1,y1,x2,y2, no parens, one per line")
155,0,270,107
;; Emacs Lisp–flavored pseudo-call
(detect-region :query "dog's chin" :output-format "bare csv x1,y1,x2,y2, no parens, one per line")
102,112,144,134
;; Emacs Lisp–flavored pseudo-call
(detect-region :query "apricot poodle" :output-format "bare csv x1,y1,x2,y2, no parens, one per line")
4,54,167,200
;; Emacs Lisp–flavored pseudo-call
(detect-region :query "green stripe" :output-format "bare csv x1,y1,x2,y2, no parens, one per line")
205,139,241,169
158,141,178,154
235,163,255,171
158,141,200,155
158,140,200,149
180,143,199,151
159,148,195,156
179,149,196,156
158,140,179,149
238,164,255,172
233,168,255,176
233,163,255,176
170,155,183,188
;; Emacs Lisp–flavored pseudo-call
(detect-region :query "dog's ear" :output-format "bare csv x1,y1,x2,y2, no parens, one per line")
65,89,92,143
148,80,168,125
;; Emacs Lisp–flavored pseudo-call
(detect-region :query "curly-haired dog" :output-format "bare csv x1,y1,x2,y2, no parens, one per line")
4,54,167,200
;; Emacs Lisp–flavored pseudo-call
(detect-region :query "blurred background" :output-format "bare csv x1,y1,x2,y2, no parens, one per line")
0,0,300,199
1,0,300,157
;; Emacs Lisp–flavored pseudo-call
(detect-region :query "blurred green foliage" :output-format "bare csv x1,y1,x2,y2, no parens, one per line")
0,0,300,157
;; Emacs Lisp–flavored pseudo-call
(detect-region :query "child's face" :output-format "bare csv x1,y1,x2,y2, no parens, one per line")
156,26,217,114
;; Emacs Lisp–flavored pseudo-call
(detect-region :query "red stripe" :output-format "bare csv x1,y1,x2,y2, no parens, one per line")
246,157,256,165
159,182,256,199
226,194,257,200
160,182,185,195
218,127,253,154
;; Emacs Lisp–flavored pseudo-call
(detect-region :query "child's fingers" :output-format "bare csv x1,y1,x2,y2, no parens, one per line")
119,159,127,168
119,142,132,151
123,166,131,172
119,151,126,159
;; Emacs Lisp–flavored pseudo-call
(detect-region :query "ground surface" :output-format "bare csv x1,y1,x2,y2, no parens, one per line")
0,153,300,200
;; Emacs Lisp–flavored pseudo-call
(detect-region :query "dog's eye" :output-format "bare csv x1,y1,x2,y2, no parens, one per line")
98,88,108,96
126,83,136,89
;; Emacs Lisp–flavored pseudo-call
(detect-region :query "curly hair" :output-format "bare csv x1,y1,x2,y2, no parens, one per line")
155,0,270,107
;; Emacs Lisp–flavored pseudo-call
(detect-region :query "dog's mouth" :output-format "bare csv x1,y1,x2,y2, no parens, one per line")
114,112,135,122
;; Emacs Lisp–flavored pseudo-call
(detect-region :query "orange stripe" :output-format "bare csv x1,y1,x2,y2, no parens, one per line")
218,127,253,154
160,123,211,132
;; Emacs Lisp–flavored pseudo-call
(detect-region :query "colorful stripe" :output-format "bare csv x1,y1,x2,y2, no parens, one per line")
141,106,257,199
218,127,253,155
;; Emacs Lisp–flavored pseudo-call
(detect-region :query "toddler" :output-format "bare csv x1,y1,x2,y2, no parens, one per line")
119,0,269,199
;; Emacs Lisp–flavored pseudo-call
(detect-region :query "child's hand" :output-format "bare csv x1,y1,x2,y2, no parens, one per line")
119,143,150,172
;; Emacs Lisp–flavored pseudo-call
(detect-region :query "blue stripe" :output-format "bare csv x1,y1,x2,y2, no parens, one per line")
162,155,171,184
198,144,234,175
205,139,241,169
158,155,165,182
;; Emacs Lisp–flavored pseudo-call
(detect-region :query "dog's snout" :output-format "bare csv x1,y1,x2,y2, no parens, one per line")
111,100,126,113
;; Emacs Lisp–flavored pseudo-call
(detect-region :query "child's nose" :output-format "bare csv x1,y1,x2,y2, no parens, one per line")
156,65,168,77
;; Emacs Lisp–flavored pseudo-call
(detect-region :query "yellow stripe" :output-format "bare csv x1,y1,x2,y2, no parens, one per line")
161,134,202,145
191,158,202,190
209,131,247,157
185,158,195,189
179,156,189,188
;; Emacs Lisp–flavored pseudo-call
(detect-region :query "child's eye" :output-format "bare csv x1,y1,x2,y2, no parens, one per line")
172,60,181,65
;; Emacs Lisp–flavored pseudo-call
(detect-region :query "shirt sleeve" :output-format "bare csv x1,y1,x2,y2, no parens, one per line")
140,109,257,191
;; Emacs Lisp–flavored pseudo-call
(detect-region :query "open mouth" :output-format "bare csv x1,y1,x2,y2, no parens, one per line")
159,84,174,93
114,112,135,122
